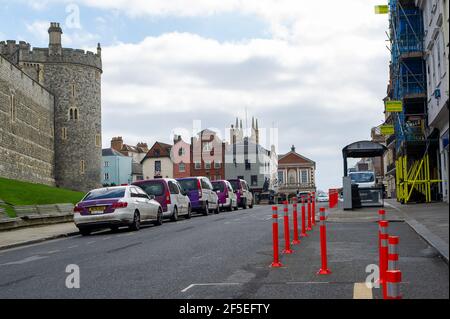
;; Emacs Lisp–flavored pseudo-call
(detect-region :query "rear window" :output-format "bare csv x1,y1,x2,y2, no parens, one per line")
178,179,198,191
83,188,125,200
137,182,165,196
229,180,240,190
211,182,225,192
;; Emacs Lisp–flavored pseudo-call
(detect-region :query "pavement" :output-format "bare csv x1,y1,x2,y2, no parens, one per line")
0,204,447,299
384,199,449,263
0,223,79,250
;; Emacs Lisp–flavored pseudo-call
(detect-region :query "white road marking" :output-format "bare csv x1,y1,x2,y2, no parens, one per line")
86,241,96,245
67,245,78,249
286,281,330,285
0,255,48,266
181,283,242,293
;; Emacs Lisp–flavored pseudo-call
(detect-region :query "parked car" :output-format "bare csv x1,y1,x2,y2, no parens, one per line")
73,185,163,236
227,179,253,209
133,178,191,221
316,193,329,202
177,177,219,215
211,180,238,211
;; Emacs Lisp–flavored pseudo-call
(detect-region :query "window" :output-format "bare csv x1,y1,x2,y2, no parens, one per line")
214,161,221,169
251,175,258,186
61,127,67,140
194,161,201,169
104,173,109,180
71,83,75,97
95,134,101,147
205,161,212,169
68,107,78,120
154,161,161,174
278,171,284,184
179,162,186,172
104,161,109,167
168,181,180,194
10,94,16,122
245,159,251,170
178,148,185,156
80,160,86,174
301,170,309,184
154,149,160,157
203,142,212,152
201,178,211,190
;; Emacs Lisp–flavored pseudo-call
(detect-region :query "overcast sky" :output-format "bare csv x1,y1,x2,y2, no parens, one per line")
0,0,389,191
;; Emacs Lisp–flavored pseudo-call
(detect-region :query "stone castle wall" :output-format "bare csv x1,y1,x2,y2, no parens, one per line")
0,55,56,185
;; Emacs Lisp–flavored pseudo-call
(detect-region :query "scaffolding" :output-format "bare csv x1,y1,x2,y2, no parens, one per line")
387,0,440,203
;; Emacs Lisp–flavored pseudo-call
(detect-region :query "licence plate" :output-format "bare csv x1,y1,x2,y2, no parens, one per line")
89,206,105,214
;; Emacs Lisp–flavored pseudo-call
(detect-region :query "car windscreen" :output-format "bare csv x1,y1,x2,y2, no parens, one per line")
178,179,198,191
83,188,125,200
229,180,240,190
137,182,165,196
350,172,375,183
211,182,225,192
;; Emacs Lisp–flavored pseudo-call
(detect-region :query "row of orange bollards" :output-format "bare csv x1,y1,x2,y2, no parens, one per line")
378,209,402,299
271,193,331,275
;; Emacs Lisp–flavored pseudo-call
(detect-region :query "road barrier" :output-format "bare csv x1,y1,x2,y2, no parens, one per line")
379,220,389,299
317,207,331,275
282,201,294,254
312,192,316,226
307,195,312,231
329,189,339,208
292,198,301,245
388,236,399,271
270,206,282,268
300,196,308,237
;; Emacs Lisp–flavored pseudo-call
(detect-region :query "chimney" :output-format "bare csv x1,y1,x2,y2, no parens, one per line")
111,137,123,151
48,22,63,56
97,43,102,57
291,145,296,152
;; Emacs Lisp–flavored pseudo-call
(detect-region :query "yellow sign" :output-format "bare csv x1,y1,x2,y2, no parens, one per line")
374,5,389,14
385,100,403,112
380,125,395,135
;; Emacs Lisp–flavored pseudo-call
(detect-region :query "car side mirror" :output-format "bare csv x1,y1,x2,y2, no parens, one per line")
149,195,156,200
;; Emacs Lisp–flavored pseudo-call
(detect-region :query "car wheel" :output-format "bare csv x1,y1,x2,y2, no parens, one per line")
227,202,233,212
79,228,91,236
155,209,163,226
242,199,247,209
214,203,220,214
170,207,179,222
129,211,141,231
185,205,192,219
234,204,239,211
249,200,253,209
203,202,209,216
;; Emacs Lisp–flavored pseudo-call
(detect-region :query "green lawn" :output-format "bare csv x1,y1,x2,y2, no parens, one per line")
0,177,85,207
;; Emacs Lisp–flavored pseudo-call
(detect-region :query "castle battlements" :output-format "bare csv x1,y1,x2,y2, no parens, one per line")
0,40,102,71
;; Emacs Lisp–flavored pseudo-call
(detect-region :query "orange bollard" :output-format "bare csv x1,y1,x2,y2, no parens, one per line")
292,198,300,245
379,220,389,299
385,270,402,299
311,192,316,226
282,201,293,254
300,196,308,237
307,195,312,231
270,206,282,268
317,207,331,275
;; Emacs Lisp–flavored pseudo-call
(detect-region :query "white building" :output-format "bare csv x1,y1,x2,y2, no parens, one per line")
416,0,449,202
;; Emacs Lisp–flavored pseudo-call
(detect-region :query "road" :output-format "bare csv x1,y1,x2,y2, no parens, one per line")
0,204,448,299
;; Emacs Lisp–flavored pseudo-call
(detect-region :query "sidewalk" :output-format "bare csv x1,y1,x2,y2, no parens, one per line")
384,199,449,264
0,222,79,251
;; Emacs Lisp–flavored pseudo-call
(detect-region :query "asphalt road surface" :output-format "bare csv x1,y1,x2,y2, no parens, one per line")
0,204,448,299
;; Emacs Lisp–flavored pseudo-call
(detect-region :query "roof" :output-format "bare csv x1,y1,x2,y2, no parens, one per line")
102,148,125,157
141,141,173,163
342,141,387,158
278,150,315,165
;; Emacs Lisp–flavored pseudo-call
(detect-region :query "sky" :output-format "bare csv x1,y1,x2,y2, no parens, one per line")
0,0,390,191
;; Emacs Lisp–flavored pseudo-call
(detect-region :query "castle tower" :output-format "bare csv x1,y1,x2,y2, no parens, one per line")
44,22,102,192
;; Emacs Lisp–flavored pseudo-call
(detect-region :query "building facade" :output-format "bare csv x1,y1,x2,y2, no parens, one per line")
0,22,102,192
225,117,278,193
190,129,225,181
101,148,132,186
277,145,316,199
141,142,173,179
172,135,192,179
416,0,449,203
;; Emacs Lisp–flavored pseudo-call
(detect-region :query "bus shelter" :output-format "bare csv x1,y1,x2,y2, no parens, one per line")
342,141,387,210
